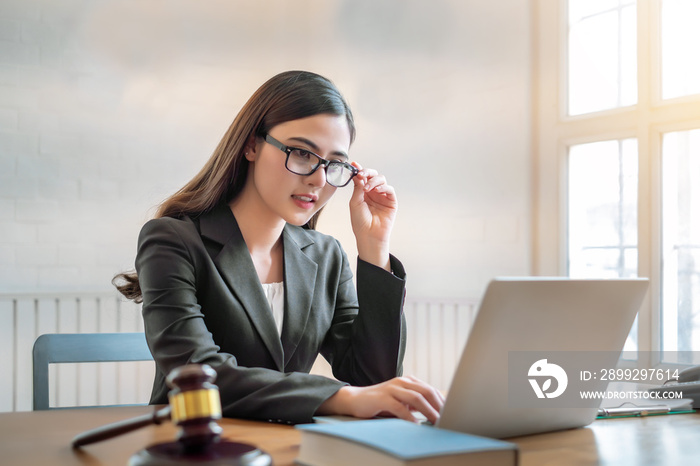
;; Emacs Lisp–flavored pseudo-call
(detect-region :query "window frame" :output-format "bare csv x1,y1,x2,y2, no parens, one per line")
533,0,700,368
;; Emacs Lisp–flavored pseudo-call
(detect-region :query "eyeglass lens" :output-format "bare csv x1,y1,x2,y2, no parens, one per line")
286,149,355,187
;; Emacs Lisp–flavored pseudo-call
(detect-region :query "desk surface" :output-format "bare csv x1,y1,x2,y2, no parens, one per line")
1,406,698,465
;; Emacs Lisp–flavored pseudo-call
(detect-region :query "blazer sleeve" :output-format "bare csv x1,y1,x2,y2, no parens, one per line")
321,245,407,386
136,218,346,424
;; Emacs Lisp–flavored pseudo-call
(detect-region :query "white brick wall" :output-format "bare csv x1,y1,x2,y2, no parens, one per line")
16,200,60,222
1,0,532,298
16,243,57,266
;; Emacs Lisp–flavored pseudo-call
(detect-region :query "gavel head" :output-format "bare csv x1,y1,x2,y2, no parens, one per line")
166,364,223,453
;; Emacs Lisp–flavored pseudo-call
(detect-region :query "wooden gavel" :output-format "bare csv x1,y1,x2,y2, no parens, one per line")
72,364,271,465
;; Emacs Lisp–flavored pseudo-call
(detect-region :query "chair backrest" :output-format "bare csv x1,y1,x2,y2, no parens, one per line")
32,332,153,410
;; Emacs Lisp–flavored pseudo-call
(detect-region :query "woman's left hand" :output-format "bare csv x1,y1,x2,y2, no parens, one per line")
349,162,397,271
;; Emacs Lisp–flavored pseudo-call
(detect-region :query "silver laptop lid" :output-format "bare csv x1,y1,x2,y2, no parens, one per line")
437,277,649,438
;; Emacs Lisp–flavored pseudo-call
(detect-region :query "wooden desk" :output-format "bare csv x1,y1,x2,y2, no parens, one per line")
1,406,698,465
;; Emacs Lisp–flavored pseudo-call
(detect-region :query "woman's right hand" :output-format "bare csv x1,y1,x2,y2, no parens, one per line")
317,376,445,425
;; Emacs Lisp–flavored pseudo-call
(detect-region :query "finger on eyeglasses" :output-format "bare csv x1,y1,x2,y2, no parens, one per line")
349,162,367,187
351,163,377,181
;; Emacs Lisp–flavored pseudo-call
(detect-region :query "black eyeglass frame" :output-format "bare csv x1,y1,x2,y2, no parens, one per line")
263,134,359,187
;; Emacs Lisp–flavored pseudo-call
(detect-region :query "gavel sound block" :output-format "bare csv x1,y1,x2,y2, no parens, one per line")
72,364,272,465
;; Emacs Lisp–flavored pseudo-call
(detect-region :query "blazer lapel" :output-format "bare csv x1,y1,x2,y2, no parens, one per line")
199,204,285,371
281,224,317,368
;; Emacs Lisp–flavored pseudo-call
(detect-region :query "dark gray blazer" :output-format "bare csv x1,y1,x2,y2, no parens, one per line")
135,202,407,423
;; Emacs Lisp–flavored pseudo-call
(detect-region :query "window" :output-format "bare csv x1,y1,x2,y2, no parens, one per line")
661,0,700,99
662,129,700,360
568,0,637,115
568,139,638,280
535,0,700,365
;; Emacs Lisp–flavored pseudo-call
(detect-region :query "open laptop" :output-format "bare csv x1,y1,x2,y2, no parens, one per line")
436,277,649,438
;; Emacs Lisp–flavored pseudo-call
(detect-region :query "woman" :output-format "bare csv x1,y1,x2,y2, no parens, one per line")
114,70,443,424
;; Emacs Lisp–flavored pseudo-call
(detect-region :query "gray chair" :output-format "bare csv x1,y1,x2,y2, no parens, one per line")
32,332,153,410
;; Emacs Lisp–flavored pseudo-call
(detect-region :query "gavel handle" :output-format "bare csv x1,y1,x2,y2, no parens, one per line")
72,406,172,448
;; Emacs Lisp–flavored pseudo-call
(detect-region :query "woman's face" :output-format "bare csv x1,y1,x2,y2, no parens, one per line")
245,113,352,227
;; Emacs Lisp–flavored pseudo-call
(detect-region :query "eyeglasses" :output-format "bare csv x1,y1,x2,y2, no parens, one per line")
264,134,358,188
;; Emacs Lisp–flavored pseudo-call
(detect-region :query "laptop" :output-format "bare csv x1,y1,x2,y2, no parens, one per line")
436,277,649,438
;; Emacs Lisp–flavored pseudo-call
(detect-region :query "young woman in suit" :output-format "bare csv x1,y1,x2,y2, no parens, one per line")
114,70,443,424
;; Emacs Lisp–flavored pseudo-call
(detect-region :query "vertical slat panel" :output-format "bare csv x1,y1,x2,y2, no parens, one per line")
413,302,430,383
447,303,468,390
456,302,472,353
15,299,36,411
99,296,119,332
78,296,100,332
118,298,144,332
118,361,140,406
115,297,132,404
36,298,58,408
403,298,478,390
35,298,58,334
114,297,148,405
2,293,476,411
0,299,15,412
77,298,99,407
129,299,153,405
427,302,443,389
136,360,155,405
56,297,79,408
98,297,119,406
440,303,458,391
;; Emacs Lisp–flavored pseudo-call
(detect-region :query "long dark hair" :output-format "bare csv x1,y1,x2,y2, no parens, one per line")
113,70,356,302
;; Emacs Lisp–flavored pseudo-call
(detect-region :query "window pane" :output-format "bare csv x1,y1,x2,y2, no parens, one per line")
662,129,700,361
568,0,637,115
661,0,700,99
568,139,639,278
568,139,639,350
